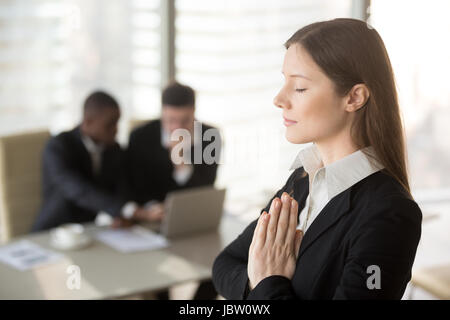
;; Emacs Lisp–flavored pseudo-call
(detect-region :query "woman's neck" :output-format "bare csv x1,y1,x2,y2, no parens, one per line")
315,131,359,166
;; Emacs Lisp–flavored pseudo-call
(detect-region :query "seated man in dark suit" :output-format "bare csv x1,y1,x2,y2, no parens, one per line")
32,91,162,232
127,82,222,299
127,81,221,207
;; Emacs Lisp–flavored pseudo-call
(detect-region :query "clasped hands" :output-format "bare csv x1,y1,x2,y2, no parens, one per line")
112,202,164,228
248,192,303,290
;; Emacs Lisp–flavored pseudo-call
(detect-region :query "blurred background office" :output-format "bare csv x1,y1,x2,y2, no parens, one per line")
0,0,449,299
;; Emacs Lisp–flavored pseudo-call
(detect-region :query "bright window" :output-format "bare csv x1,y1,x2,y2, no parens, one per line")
0,0,162,141
370,0,450,201
175,0,353,217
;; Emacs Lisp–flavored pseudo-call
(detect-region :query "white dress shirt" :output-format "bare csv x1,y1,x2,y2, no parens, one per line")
81,134,104,176
290,144,384,233
160,126,196,186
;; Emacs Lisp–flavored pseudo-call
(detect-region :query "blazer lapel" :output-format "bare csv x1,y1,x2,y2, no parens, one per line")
297,188,352,259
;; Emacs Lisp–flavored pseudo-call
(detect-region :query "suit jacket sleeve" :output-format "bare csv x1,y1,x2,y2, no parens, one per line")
246,194,422,300
212,170,298,300
44,138,124,217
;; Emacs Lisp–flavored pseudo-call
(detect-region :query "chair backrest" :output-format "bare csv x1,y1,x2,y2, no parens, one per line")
0,130,50,243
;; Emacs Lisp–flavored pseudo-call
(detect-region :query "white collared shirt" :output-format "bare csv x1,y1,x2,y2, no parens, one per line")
81,134,104,176
161,126,195,186
290,144,384,233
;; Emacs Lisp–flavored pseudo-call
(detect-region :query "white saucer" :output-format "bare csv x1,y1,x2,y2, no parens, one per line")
49,234,93,251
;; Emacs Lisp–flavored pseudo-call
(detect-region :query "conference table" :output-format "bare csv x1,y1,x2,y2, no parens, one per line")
0,215,249,299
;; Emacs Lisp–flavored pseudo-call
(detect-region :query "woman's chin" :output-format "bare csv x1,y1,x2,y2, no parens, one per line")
285,130,309,144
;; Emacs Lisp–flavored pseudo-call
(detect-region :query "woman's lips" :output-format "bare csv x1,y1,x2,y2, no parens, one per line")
283,117,298,127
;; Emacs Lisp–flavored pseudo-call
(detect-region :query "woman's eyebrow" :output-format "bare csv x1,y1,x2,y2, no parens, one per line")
281,71,311,80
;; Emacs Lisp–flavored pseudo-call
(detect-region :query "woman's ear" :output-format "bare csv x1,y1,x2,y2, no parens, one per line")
344,83,370,112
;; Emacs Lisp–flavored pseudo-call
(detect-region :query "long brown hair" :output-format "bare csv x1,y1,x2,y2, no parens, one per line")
285,18,411,196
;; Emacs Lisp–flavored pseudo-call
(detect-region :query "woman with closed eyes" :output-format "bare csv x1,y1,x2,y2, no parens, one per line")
212,18,422,300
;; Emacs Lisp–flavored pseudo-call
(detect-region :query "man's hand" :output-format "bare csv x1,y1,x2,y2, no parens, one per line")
133,203,165,222
247,192,303,290
111,217,135,229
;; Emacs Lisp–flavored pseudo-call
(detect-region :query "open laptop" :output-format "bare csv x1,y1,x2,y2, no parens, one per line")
159,186,226,239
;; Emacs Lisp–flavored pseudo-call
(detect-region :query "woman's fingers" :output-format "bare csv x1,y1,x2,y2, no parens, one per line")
255,192,300,252
250,213,262,252
251,211,269,249
265,197,281,244
275,192,292,245
285,197,299,244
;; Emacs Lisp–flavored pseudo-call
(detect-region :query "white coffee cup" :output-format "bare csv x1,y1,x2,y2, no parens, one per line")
50,223,85,247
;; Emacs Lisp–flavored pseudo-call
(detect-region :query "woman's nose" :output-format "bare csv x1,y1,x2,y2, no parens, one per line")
273,91,287,109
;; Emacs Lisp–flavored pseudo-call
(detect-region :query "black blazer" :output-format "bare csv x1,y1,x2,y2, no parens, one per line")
212,168,422,299
126,119,220,204
32,127,126,231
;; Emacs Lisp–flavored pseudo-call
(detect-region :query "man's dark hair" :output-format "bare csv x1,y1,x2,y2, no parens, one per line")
162,81,195,108
83,91,119,115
